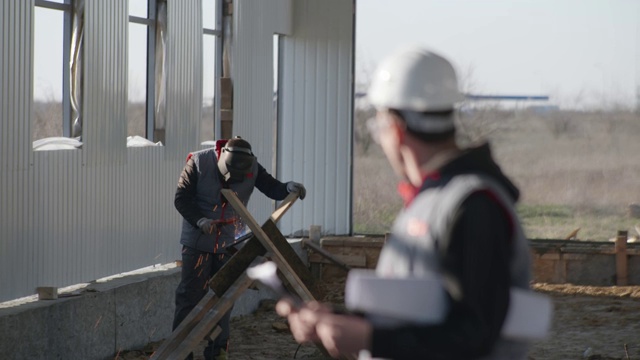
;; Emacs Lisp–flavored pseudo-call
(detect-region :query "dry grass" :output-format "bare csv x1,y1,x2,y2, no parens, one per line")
33,101,640,240
354,108,640,241
34,101,216,143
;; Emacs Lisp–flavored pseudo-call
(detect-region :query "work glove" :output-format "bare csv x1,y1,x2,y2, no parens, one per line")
286,182,306,200
197,217,216,235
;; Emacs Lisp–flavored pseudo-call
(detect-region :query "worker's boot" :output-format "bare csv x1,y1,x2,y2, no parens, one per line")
213,349,228,360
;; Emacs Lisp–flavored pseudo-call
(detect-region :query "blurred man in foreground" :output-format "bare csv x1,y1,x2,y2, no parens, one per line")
277,47,532,359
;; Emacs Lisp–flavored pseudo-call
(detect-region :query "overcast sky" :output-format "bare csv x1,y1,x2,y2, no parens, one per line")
33,0,638,110
356,0,639,109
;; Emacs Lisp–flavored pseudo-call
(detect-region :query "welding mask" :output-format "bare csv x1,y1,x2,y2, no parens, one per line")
217,145,256,183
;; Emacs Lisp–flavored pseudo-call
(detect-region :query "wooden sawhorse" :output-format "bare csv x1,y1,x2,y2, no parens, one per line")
151,190,328,359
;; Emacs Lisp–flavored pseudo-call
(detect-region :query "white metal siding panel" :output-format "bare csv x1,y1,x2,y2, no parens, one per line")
84,0,128,166
278,0,353,236
233,0,293,224
0,0,33,300
0,0,352,302
1,0,33,171
0,0,203,302
166,0,202,162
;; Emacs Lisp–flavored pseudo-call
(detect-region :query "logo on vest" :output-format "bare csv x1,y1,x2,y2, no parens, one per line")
407,218,429,236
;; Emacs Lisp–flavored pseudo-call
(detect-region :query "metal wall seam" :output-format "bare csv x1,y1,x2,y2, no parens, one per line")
1,0,32,171
278,0,353,236
166,0,201,161
233,0,294,224
0,0,352,302
84,0,127,167
335,0,353,233
1,0,32,298
0,0,187,302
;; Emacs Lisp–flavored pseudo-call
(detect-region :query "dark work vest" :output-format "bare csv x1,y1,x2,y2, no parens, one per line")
179,148,258,253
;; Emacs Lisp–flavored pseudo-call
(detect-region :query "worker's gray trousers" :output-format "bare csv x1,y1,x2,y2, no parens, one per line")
173,245,231,360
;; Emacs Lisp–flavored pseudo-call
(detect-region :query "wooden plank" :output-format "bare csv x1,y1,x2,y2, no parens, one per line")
320,237,386,248
153,191,333,360
270,192,299,223
220,109,233,121
36,287,58,300
220,77,233,110
168,274,255,360
151,292,218,359
209,237,267,295
221,110,233,139
308,226,323,278
616,231,628,286
222,188,318,301
304,239,356,270
309,253,365,268
209,195,302,297
263,220,321,299
205,326,222,342
154,197,301,358
538,253,561,260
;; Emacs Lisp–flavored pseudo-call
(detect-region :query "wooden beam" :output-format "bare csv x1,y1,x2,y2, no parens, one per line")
220,77,233,110
303,239,354,271
36,287,58,300
270,192,299,223
152,190,339,360
221,189,318,301
309,253,365,268
151,291,219,358
209,236,268,295
616,230,628,286
221,110,233,139
263,220,321,298
167,274,255,359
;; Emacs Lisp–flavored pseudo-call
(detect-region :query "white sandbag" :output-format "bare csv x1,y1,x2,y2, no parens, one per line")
33,136,82,151
126,135,163,147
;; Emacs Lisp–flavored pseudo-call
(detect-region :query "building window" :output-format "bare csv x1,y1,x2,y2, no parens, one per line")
128,0,165,144
201,0,221,144
33,0,73,143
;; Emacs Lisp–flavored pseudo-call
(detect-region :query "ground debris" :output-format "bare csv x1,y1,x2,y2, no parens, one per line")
271,321,290,332
532,283,640,298
117,280,640,360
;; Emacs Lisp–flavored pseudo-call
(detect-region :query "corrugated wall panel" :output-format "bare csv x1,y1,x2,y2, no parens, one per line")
166,0,201,162
0,0,33,171
0,0,353,302
84,0,128,166
278,0,354,236
0,0,202,302
0,0,33,300
233,0,293,224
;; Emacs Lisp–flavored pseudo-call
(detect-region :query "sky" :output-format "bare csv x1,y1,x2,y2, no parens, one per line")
356,0,639,109
33,0,639,110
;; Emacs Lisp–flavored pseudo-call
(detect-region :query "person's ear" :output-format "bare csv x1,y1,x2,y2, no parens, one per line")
387,112,406,144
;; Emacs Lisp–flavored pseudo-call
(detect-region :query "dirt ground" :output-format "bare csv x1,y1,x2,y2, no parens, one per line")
120,280,640,360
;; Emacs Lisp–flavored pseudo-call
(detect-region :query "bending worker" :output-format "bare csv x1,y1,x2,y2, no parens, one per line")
277,47,532,359
174,136,306,360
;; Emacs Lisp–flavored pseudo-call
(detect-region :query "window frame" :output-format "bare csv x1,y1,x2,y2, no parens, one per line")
128,0,157,141
34,0,73,137
202,0,223,141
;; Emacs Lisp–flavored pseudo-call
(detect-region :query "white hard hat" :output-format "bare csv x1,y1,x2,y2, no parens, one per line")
368,47,464,112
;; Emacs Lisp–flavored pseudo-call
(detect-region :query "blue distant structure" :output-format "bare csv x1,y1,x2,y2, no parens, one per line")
355,92,550,102
465,94,549,101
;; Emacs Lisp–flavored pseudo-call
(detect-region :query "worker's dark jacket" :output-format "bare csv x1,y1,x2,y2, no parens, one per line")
371,143,532,360
174,148,289,253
